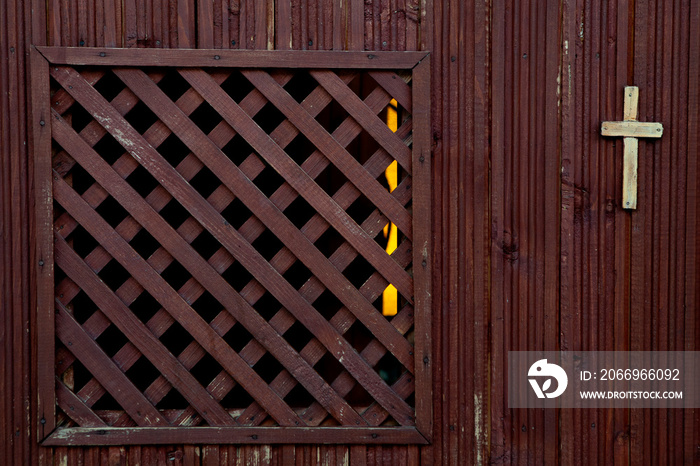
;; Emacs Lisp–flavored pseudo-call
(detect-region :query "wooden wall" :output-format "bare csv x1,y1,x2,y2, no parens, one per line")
1,0,697,464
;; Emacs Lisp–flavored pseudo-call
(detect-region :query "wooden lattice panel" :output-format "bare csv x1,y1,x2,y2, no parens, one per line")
32,48,430,445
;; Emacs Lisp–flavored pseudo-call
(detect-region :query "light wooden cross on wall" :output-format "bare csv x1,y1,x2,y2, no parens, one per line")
601,86,663,209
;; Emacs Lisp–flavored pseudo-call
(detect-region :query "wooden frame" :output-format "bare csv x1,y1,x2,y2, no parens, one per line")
32,47,431,446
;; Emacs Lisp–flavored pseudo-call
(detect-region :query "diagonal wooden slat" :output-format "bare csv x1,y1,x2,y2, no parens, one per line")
51,66,415,426
310,70,413,172
54,230,239,427
53,169,306,427
178,68,414,300
114,68,415,372
52,69,284,211
56,272,238,427
50,63,426,432
142,110,415,427
240,69,412,237
56,93,414,428
55,70,339,311
54,300,170,427
368,71,412,110
50,74,310,416
302,304,417,427
54,144,353,429
172,171,414,427
56,72,385,317
51,110,367,427
55,378,108,427
239,242,416,426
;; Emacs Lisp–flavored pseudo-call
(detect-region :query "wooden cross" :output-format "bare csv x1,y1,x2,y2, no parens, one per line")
601,86,663,209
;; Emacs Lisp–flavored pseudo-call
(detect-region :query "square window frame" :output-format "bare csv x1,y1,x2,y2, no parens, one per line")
31,46,431,446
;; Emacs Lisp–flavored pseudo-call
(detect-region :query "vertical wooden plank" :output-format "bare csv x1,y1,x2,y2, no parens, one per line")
685,1,700,464
405,0,417,50
543,3,560,463
419,5,433,466
559,2,576,466
613,1,631,466
631,1,652,465
202,445,220,466
0,2,11,464
348,0,363,50
29,47,55,442
445,0,459,464
124,0,137,46
48,0,61,45
28,0,47,462
528,2,539,463
349,446,366,466
98,0,121,47
490,0,508,463
114,0,123,47
322,0,333,49
77,0,88,45
267,0,275,50
472,0,488,463
82,447,99,466
331,0,343,49
198,0,214,47
459,0,473,464
306,0,317,49
279,445,295,466
511,1,526,462
379,0,390,50
145,0,154,45
658,2,674,461
254,0,265,49
671,1,689,461
152,0,163,46
69,0,79,44
296,0,305,49
58,0,70,46
4,1,31,464
244,0,253,48
183,445,201,466
412,55,431,441
178,0,196,47
277,0,293,49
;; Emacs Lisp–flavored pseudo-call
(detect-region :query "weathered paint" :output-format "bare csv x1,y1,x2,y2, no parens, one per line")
0,0,697,464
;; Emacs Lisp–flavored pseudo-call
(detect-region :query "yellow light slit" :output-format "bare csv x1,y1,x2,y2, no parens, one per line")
382,99,399,317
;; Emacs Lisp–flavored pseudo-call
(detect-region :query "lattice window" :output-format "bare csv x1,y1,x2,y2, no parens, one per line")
32,48,430,445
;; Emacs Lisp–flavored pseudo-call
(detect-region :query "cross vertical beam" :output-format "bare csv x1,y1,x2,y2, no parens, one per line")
601,86,663,209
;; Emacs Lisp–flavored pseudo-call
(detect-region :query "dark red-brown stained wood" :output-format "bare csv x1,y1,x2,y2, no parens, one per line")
409,56,431,440
3,0,697,464
1,0,37,464
560,0,630,464
47,0,122,46
29,47,56,442
48,107,306,427
686,3,700,463
115,67,414,366
33,46,429,447
37,46,429,68
44,427,427,446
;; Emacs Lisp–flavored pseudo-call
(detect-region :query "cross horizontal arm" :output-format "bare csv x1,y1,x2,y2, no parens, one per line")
601,121,663,138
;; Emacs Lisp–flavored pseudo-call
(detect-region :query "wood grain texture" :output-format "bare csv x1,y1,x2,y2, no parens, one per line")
2,0,696,464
